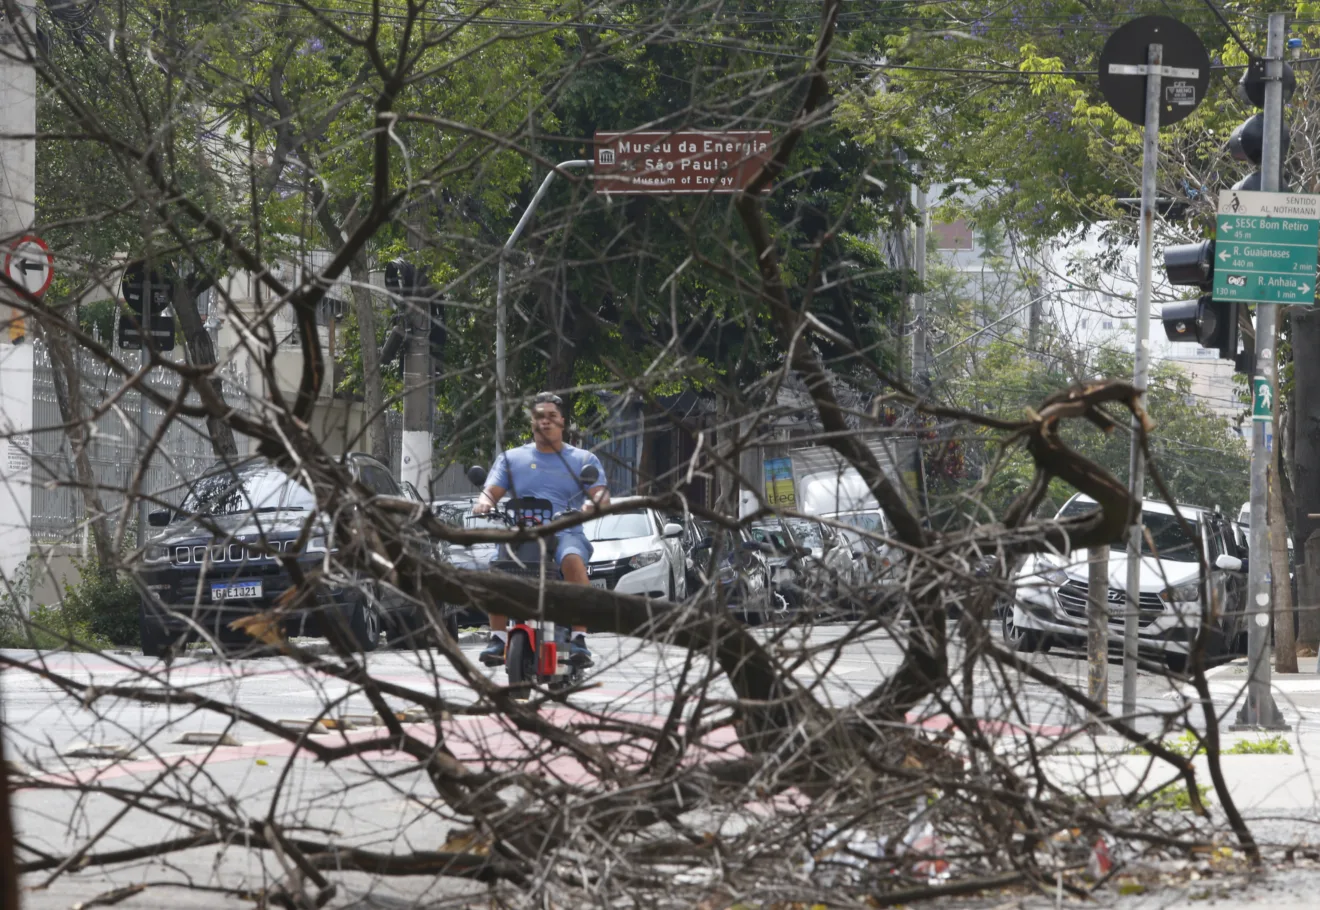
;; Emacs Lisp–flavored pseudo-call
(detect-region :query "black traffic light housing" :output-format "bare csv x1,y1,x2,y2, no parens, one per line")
1230,59,1295,192
384,259,446,372
1159,239,1247,368
1161,295,1238,359
1162,239,1214,287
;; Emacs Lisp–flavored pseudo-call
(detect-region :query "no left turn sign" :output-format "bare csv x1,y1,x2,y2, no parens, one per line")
4,235,53,298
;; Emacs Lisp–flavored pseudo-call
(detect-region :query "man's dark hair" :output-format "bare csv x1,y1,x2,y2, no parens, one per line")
529,391,565,417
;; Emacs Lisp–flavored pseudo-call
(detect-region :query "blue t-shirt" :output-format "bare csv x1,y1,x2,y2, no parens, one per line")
487,443,607,516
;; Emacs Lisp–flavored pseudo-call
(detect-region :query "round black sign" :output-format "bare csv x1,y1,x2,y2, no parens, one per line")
1097,16,1210,127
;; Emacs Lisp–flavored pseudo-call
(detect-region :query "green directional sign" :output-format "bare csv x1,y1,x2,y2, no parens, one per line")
1214,190,1320,306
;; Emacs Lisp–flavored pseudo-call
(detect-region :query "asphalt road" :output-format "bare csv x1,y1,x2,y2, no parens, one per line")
2,621,1191,909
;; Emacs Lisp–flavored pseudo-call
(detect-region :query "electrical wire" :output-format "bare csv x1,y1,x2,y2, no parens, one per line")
1198,0,1257,60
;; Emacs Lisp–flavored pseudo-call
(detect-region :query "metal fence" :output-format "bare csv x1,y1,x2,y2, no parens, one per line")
29,341,242,545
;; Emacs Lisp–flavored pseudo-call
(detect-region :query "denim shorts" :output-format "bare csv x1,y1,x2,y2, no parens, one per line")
554,528,593,567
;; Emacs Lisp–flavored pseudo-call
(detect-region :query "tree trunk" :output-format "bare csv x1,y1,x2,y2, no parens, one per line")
171,281,237,459
313,200,389,463
1290,306,1320,646
37,313,115,574
349,256,390,463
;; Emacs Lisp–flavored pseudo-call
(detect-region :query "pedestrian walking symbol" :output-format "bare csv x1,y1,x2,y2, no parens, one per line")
1253,377,1274,422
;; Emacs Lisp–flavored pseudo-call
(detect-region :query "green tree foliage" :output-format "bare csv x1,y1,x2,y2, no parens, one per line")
838,1,1265,241
951,339,1248,516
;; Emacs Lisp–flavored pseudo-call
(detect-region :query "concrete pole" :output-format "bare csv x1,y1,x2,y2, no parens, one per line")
1234,11,1289,730
136,273,151,548
401,276,433,497
911,181,928,390
1121,42,1162,718
0,5,36,595
495,160,589,451
1088,545,1110,713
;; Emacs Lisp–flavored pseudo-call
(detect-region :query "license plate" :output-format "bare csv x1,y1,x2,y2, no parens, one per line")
590,578,608,589
212,580,262,601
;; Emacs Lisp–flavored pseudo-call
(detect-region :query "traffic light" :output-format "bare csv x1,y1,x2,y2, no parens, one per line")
385,259,445,371
1229,59,1296,191
1159,240,1240,362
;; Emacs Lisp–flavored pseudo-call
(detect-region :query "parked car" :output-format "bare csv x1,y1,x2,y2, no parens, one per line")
784,517,860,606
689,524,777,623
138,454,453,657
1005,493,1247,671
749,518,811,608
665,511,710,596
584,499,687,600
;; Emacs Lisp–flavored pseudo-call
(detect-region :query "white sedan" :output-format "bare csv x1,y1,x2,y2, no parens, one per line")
584,499,687,601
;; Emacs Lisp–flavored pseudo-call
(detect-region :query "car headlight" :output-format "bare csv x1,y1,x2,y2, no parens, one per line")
628,551,663,570
1161,581,1201,603
144,544,170,565
1034,559,1068,587
307,536,335,554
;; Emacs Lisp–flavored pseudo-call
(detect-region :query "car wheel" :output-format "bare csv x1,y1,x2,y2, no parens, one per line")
139,604,174,659
1165,652,1188,674
1001,607,1046,653
349,602,382,652
505,630,535,700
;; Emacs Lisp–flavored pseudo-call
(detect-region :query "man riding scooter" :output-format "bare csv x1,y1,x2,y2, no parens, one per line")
473,392,609,668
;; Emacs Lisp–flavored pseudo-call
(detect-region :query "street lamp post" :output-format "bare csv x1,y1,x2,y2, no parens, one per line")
495,159,591,450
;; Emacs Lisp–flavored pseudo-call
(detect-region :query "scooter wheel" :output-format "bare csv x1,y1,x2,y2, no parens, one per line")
506,631,535,700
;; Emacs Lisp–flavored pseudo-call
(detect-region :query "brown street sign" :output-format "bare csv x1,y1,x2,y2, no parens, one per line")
593,130,773,194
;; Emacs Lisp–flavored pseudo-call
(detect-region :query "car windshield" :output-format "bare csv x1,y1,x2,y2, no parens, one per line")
585,511,653,541
833,512,885,533
785,520,823,550
751,524,791,550
179,466,313,516
1058,498,1199,563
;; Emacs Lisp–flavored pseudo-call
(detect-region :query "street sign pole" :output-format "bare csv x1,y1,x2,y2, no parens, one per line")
1234,12,1290,731
1121,41,1163,719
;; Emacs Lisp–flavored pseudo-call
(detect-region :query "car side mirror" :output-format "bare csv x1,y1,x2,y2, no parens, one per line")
795,545,812,558
1215,553,1246,573
466,465,487,487
662,522,683,539
580,464,599,485
148,509,172,527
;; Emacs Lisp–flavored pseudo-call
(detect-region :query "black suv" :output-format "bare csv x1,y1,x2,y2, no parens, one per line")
138,454,449,657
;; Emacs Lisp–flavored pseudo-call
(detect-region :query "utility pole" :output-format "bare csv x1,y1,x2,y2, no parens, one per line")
0,4,36,595
136,273,151,548
910,180,928,390
1234,12,1290,730
1120,41,1162,719
401,274,433,497
495,160,590,451
1088,545,1110,714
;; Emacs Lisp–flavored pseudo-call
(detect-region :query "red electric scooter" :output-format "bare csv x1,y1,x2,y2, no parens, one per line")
466,464,596,698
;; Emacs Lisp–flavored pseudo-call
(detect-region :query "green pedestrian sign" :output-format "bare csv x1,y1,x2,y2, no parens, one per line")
1253,376,1274,422
1214,189,1320,306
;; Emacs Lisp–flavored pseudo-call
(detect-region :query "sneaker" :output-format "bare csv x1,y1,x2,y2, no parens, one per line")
479,637,506,667
569,638,593,668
